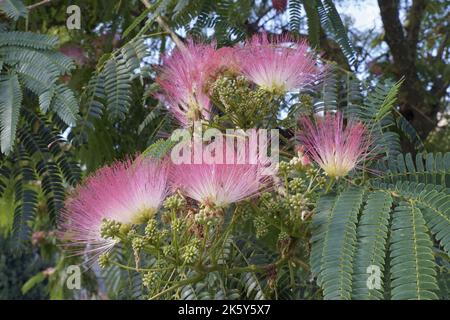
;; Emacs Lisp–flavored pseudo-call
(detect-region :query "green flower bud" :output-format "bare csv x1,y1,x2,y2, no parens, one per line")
278,231,290,242
195,205,223,226
206,216,222,227
171,218,183,233
278,161,291,175
142,271,159,289
289,177,304,193
265,198,280,212
159,229,169,241
162,245,174,256
145,219,158,239
126,228,137,240
100,218,122,240
195,209,208,225
254,216,268,239
289,210,302,222
119,223,132,236
132,237,146,253
181,239,200,264
289,157,300,167
288,193,305,210
164,194,186,211
211,75,276,128
98,252,110,269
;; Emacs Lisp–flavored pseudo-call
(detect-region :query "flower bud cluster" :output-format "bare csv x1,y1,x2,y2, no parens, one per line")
234,202,253,221
211,75,275,127
171,218,183,234
144,219,169,245
98,252,110,269
288,193,305,211
253,215,269,239
164,194,186,211
181,239,200,264
100,218,122,240
132,237,146,253
195,205,223,226
143,271,159,290
288,177,304,193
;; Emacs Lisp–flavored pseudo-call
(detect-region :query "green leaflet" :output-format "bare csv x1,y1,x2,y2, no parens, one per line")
0,31,58,49
376,152,450,188
0,74,22,155
380,181,450,257
142,138,178,160
289,0,303,34
318,0,356,65
389,201,438,300
0,0,28,21
313,187,365,299
310,193,335,283
352,191,392,299
302,0,320,48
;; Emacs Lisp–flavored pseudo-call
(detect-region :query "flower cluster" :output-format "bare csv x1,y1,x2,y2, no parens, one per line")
58,149,270,259
157,33,324,126
58,34,371,270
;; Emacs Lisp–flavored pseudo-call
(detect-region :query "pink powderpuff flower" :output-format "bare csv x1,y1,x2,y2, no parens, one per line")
157,41,226,127
58,157,170,260
297,112,371,178
238,32,324,94
215,46,241,73
300,155,311,167
170,146,271,207
294,146,312,167
171,163,270,207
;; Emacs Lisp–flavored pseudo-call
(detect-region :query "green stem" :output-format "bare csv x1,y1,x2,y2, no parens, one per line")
325,177,335,193
171,210,180,263
109,260,172,273
149,273,205,300
210,209,238,263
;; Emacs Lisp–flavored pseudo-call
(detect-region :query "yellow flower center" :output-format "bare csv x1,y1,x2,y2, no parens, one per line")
130,208,157,225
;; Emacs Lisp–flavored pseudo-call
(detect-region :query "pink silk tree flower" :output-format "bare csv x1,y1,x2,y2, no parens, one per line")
157,41,224,127
58,157,170,259
294,145,312,167
297,112,371,178
238,32,323,94
215,46,241,73
170,160,270,208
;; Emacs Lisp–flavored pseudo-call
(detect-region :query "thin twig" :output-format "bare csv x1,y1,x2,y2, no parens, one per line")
139,0,186,50
149,273,205,300
27,0,51,10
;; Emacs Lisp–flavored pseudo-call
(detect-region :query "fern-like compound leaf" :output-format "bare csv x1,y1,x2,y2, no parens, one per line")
352,191,392,299
0,73,22,154
390,201,438,300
